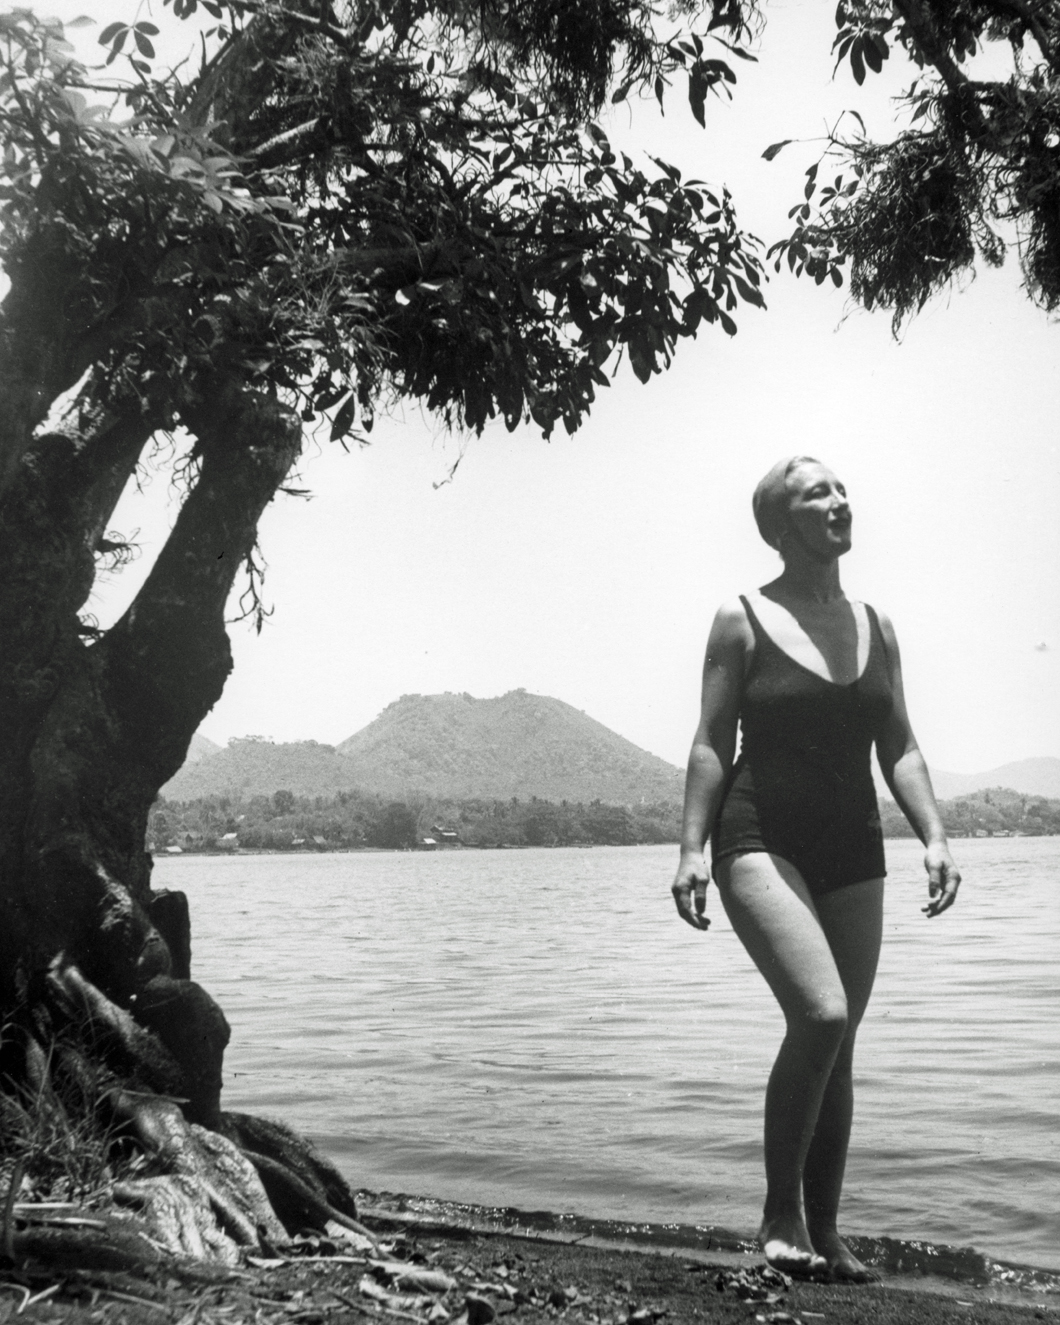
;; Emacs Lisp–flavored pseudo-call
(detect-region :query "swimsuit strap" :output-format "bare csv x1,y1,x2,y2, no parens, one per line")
738,594,769,645
862,603,889,681
737,594,770,677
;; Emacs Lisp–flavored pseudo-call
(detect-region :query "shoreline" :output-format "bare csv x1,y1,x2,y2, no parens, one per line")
154,831,1060,858
355,1191,1060,1305
10,1196,1057,1325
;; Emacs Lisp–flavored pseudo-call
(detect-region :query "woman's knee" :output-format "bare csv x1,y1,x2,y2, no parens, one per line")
788,995,849,1049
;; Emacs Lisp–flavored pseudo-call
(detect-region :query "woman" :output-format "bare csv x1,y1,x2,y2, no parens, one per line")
672,456,961,1283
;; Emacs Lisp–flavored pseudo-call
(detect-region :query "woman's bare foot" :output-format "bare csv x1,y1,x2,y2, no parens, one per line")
808,1227,879,1283
759,1216,828,1279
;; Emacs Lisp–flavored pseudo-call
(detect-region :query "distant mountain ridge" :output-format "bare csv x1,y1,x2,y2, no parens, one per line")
335,690,684,802
924,757,1060,801
165,694,1060,807
163,690,685,805
162,738,362,801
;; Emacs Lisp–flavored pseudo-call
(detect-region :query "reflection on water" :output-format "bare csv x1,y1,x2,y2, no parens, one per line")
154,837,1060,1273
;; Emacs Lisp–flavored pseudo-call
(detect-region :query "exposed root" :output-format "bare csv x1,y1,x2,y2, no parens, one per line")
11,1218,162,1273
109,1091,285,1263
3,960,362,1274
221,1113,365,1239
240,1150,377,1247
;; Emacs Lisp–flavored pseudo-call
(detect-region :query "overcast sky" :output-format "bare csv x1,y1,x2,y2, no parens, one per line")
42,0,1060,774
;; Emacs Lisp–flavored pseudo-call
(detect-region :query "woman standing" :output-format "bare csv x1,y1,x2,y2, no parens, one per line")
672,456,960,1282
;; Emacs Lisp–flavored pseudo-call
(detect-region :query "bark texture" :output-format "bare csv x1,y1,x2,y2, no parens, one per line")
0,354,362,1265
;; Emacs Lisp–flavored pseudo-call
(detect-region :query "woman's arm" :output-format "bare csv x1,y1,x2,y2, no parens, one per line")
672,600,750,929
874,610,962,917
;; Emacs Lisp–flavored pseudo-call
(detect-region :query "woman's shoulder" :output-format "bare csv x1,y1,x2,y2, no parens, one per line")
858,600,901,662
707,596,756,649
858,598,896,633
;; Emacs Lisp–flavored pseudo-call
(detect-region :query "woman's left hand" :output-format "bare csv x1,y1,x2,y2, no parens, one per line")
922,842,961,917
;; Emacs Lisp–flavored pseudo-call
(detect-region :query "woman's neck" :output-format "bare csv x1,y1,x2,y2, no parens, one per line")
773,550,844,605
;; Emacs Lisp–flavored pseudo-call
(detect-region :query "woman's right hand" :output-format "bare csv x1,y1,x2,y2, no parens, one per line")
672,852,711,930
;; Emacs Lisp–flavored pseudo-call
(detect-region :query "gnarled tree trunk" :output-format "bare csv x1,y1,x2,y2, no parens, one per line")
0,359,365,1267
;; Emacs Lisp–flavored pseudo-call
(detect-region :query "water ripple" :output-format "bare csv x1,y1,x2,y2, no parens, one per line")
156,837,1060,1273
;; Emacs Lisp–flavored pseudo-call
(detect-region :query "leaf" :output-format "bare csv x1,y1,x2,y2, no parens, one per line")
611,80,631,103
330,393,356,441
134,31,155,57
134,21,159,34
831,267,843,287
169,156,205,177
762,140,793,161
733,275,764,307
628,336,654,383
98,21,125,43
863,37,882,73
850,40,866,84
66,15,96,27
688,72,706,127
713,36,757,61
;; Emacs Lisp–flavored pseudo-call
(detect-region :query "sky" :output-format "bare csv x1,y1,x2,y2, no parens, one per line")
32,0,1060,774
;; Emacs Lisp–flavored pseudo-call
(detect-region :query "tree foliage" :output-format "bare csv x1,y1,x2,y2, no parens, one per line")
0,0,766,1265
0,0,765,460
765,0,1060,326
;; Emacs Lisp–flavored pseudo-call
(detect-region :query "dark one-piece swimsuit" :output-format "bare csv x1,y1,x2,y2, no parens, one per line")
711,595,895,896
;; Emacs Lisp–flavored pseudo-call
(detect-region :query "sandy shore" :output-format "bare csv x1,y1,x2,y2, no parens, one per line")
5,1200,1056,1325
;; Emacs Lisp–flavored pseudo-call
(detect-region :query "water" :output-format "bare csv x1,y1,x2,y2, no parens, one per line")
153,838,1059,1276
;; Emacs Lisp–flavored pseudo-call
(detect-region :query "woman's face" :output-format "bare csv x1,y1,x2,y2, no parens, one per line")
783,462,852,559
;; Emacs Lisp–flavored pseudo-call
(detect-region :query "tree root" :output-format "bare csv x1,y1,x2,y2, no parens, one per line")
109,1091,286,1264
10,1220,163,1274
4,955,364,1274
220,1113,369,1240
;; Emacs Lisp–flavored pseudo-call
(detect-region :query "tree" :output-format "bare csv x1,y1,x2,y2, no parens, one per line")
369,802,419,849
0,0,765,1265
766,0,1060,326
272,789,296,816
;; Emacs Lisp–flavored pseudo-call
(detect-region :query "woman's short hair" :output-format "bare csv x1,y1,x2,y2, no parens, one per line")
752,455,820,550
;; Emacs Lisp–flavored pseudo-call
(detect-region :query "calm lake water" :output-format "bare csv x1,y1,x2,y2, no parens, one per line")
154,838,1059,1274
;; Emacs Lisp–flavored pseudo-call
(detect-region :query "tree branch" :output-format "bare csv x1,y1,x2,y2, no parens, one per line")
96,378,302,796
0,399,161,783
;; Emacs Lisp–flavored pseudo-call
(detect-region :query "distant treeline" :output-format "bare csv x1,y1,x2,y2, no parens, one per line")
149,788,682,851
878,785,1060,839
149,783,1060,853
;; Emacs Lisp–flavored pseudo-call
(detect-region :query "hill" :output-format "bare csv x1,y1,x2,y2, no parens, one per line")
334,690,685,803
166,696,1059,809
163,691,685,805
162,737,362,801
924,757,1060,801
186,731,221,764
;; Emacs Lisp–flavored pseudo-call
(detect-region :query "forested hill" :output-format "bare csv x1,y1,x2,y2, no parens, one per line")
162,690,684,805
335,690,684,802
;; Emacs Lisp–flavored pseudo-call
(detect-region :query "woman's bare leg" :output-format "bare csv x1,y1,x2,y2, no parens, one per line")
715,853,849,1277
802,877,884,1281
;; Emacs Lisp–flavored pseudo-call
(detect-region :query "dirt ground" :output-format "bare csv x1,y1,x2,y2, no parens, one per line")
2,1212,1057,1325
